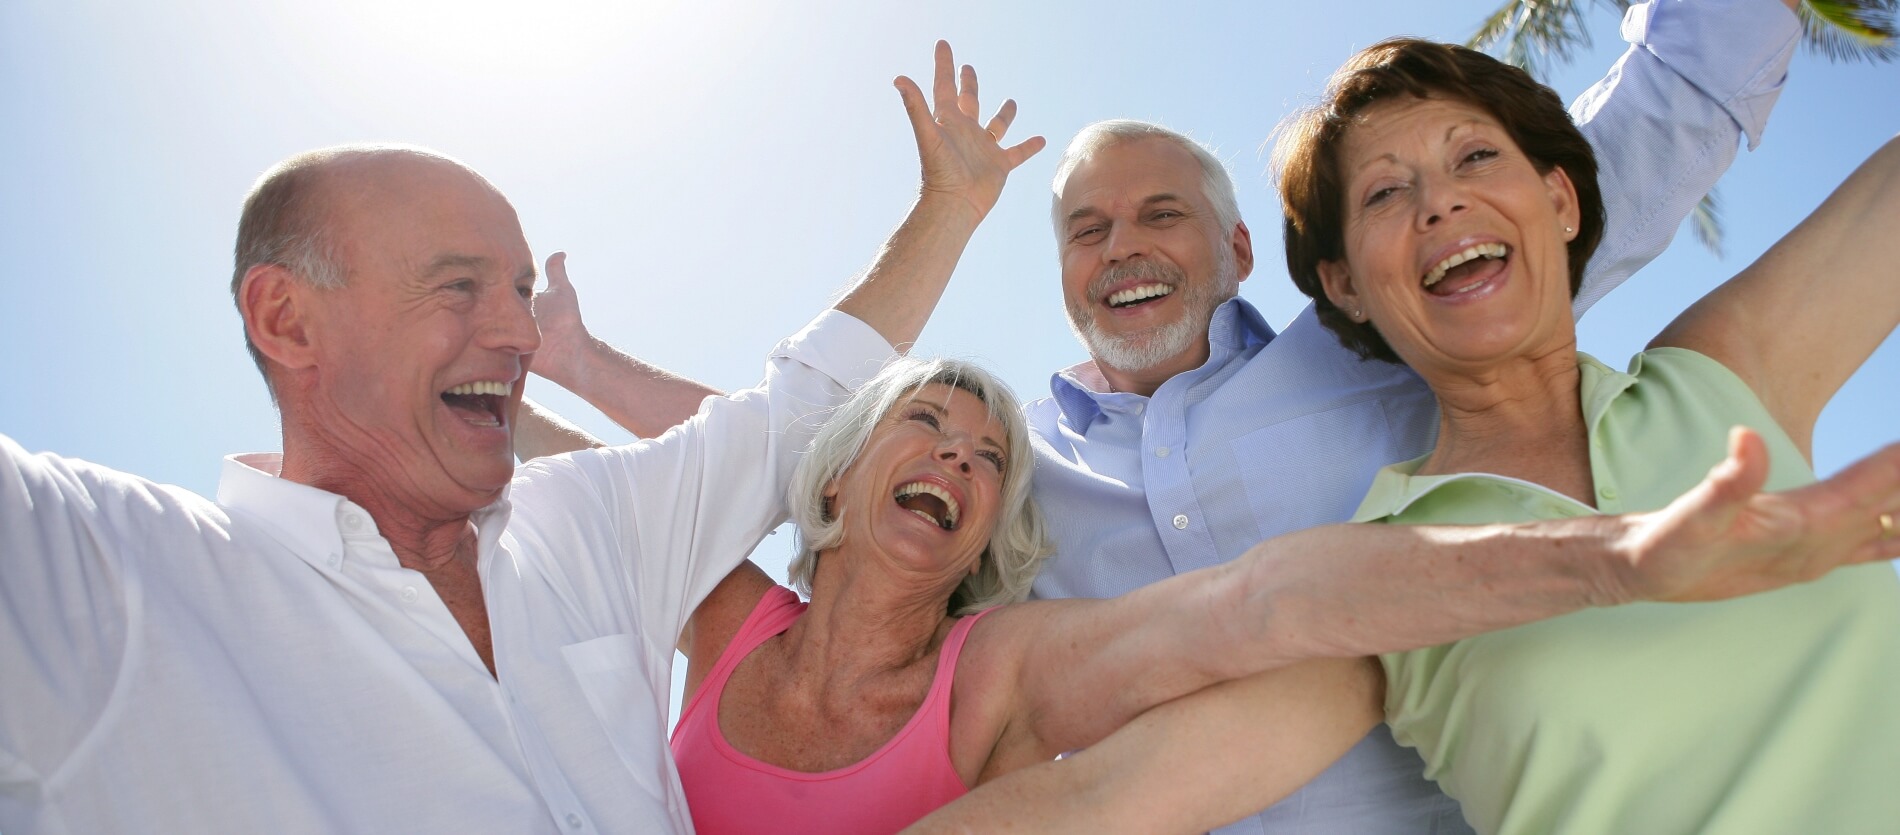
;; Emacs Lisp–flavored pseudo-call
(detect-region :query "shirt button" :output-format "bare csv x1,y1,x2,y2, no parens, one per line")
328,554,341,569
1598,486,1618,501
1172,514,1189,530
566,812,583,829
342,514,362,531
401,586,419,603
1154,446,1170,458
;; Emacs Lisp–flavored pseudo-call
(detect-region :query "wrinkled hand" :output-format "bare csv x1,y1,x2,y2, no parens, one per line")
895,40,1046,225
530,252,592,385
1619,427,1900,602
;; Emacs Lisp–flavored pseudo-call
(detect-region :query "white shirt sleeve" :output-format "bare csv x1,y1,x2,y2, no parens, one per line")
506,310,893,658
0,434,135,784
1570,0,1800,316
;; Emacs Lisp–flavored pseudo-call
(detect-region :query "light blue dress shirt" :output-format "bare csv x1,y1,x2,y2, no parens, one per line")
1025,1,1799,832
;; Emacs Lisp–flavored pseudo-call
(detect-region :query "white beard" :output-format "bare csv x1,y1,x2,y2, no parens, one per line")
1066,247,1238,376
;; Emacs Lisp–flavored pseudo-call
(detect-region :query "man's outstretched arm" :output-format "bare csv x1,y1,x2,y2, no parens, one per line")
523,41,1046,445
1571,0,1801,314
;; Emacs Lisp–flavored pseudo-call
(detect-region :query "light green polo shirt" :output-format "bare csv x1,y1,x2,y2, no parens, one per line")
1354,348,1900,835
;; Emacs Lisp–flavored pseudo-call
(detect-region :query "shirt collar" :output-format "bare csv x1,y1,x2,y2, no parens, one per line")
1351,350,1633,522
1047,296,1277,427
216,452,515,571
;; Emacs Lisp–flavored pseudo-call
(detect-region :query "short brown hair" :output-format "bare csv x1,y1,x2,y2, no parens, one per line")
1273,38,1605,363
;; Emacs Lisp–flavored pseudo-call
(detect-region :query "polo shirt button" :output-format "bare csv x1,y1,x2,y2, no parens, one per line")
566,812,583,828
1155,446,1170,458
1172,514,1189,530
1598,486,1617,501
401,586,419,603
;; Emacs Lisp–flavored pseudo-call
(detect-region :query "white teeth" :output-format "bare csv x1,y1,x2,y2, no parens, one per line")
893,481,961,530
1107,283,1173,307
444,381,511,397
1423,243,1509,287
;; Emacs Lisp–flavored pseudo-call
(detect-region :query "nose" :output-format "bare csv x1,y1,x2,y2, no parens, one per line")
1102,221,1148,264
485,282,542,356
937,432,975,475
1416,173,1469,231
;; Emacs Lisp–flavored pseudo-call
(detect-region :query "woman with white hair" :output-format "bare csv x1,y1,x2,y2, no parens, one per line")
639,352,1375,834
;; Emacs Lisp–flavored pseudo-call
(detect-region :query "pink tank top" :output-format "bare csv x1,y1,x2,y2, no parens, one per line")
671,586,992,835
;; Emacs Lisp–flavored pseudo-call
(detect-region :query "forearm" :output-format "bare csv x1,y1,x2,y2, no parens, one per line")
1228,517,1635,664
534,337,721,439
1569,0,1798,315
908,660,1379,835
513,397,606,461
833,193,983,351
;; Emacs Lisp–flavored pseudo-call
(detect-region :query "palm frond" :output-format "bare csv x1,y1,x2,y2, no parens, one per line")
1799,0,1897,62
1464,0,1601,80
1689,190,1724,257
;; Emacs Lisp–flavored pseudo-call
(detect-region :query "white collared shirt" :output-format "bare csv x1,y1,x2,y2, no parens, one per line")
0,310,891,835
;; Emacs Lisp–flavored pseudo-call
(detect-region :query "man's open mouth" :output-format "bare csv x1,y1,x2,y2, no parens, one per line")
1105,283,1173,310
441,381,509,428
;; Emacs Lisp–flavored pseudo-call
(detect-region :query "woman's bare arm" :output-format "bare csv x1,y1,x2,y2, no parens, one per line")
917,658,1380,834
1652,133,1900,455
977,432,1900,767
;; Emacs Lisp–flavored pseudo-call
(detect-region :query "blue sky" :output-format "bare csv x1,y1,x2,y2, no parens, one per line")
2,2,1892,571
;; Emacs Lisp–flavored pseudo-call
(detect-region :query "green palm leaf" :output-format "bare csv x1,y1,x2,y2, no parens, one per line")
1799,0,1897,61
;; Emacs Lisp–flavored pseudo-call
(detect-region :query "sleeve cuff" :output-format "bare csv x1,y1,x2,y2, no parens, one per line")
770,309,898,392
1625,0,1799,149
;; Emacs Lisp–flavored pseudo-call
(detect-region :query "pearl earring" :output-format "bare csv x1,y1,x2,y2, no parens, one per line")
1564,225,1575,235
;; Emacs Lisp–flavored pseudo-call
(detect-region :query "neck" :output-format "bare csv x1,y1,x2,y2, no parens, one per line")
279,429,481,572
787,546,960,682
1415,345,1595,500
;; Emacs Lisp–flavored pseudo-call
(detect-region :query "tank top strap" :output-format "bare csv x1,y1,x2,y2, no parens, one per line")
920,605,1003,737
676,586,805,727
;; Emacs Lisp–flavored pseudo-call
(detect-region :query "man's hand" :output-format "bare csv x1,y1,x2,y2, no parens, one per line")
529,251,593,389
1618,427,1900,602
894,40,1045,225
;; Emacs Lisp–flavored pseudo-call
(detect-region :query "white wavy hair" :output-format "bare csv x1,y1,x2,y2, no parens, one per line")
786,357,1052,615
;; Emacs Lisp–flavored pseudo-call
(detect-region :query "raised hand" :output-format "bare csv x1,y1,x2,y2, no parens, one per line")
529,251,592,388
893,40,1046,225
1620,427,1900,602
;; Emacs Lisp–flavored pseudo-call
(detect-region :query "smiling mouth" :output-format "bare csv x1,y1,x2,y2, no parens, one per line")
441,381,510,428
1422,243,1510,296
1105,283,1173,310
893,481,961,531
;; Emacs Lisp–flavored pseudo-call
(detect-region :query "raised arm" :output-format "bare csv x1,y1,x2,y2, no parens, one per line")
1569,0,1800,315
1652,134,1900,455
832,41,1045,349
971,429,1900,768
526,251,725,441
513,397,606,461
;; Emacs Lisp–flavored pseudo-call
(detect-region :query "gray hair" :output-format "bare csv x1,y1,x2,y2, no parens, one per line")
786,357,1051,615
1050,119,1242,238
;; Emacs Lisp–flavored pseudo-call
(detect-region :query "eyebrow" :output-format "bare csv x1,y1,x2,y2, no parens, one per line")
1351,118,1491,174
1064,193,1188,226
422,254,538,283
912,399,1007,455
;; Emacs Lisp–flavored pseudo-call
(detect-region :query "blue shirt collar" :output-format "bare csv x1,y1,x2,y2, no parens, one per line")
1048,296,1277,427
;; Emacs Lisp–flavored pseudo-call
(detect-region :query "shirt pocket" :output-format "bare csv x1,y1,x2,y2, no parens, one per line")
1228,400,1406,538
560,633,672,805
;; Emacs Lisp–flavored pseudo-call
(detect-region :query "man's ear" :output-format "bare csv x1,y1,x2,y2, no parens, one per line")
1316,259,1362,320
1230,219,1256,283
239,264,319,371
